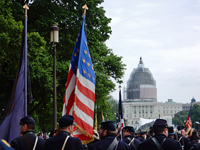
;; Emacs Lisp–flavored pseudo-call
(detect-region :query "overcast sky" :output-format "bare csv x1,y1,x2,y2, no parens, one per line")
101,0,200,103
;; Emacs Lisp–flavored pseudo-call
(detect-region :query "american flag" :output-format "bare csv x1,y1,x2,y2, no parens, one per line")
118,87,124,132
62,15,96,144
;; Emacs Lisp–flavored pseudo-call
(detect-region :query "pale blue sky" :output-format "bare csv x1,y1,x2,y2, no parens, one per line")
101,0,200,103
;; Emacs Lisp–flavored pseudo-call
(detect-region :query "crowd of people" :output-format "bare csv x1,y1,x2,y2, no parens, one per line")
1,115,200,150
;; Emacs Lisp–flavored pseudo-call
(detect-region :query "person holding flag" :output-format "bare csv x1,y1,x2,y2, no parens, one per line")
62,4,96,144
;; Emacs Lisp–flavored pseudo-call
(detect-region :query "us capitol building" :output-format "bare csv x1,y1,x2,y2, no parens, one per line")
123,57,198,129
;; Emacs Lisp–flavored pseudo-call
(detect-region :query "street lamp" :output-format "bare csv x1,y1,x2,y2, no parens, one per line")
50,23,59,130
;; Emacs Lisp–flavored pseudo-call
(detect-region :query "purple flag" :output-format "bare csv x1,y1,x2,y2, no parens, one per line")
0,17,27,143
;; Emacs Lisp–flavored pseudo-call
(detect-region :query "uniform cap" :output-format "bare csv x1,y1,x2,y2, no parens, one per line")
19,116,35,125
140,130,147,135
59,114,76,128
177,126,184,131
101,121,116,131
153,119,168,129
123,126,135,133
168,126,175,135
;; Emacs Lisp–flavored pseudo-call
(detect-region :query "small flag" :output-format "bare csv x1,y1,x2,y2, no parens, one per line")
185,104,192,133
118,87,124,132
62,15,96,144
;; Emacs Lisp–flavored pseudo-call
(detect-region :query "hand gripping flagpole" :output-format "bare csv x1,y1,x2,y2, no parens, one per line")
23,3,29,116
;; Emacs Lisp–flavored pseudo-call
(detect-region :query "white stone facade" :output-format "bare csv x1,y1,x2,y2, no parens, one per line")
123,99,183,129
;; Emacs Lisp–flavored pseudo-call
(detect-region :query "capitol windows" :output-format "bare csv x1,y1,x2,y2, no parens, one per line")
163,110,165,113
142,110,144,113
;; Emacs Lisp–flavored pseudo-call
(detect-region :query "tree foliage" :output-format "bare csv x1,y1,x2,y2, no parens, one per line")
172,104,200,129
0,0,126,132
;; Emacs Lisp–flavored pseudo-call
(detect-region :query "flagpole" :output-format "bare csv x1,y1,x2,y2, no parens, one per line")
23,3,29,116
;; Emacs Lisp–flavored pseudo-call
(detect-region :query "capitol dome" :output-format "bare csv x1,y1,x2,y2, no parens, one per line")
126,57,157,101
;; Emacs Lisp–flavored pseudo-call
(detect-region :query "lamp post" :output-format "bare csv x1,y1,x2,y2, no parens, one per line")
50,23,59,130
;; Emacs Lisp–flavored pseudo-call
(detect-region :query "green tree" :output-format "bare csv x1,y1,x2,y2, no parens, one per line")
1,0,126,133
172,104,200,129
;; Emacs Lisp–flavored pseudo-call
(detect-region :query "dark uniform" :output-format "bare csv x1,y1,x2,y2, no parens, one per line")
122,126,141,150
89,121,130,150
45,131,83,150
10,116,45,150
45,114,83,150
138,133,181,150
11,130,45,150
89,135,130,150
174,133,190,147
184,139,199,150
138,119,181,150
174,126,190,147
189,143,200,150
122,135,141,150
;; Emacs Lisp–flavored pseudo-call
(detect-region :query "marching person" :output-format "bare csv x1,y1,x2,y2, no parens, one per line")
184,128,199,150
168,126,175,139
45,114,84,150
122,126,141,150
138,119,181,150
11,116,45,150
89,121,131,150
138,131,146,142
174,126,190,147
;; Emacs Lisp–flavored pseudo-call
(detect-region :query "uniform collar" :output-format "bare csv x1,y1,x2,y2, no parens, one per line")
154,133,167,137
59,130,70,136
23,130,35,135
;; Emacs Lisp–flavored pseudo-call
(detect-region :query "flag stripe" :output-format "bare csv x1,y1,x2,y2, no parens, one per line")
73,134,91,141
64,69,76,104
75,82,94,111
73,111,93,135
75,94,94,119
74,104,93,128
76,69,95,94
75,78,95,103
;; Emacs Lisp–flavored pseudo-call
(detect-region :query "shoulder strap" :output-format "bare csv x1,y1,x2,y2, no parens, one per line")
61,136,70,150
152,137,166,150
23,134,32,150
178,136,182,142
32,137,38,150
128,138,137,150
107,138,119,150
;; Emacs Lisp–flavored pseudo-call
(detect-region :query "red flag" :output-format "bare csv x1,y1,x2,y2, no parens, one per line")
185,104,192,133
62,15,96,144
